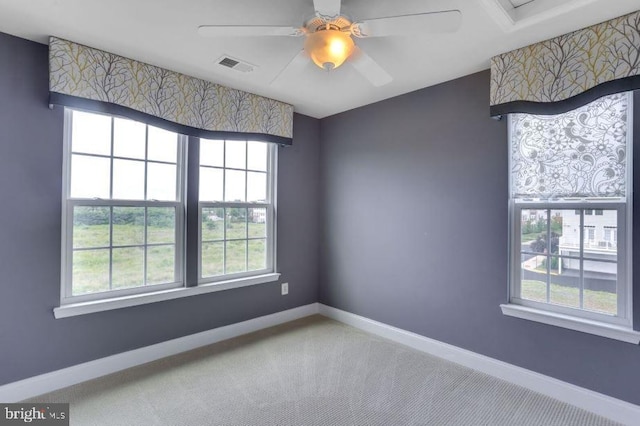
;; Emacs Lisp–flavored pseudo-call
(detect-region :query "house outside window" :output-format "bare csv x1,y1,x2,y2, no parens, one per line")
505,92,634,339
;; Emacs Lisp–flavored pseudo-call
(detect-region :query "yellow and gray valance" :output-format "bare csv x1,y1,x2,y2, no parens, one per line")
490,10,640,117
49,37,294,145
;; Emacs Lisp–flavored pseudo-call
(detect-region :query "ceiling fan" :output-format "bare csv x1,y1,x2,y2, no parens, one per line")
198,0,462,87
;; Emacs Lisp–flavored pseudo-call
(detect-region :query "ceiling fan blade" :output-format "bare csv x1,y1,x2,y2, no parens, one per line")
198,25,304,37
348,46,392,87
271,50,310,86
313,0,341,19
353,10,461,38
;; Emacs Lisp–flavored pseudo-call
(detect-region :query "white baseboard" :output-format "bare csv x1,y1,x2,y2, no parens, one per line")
4,301,638,425
318,304,640,426
0,303,320,402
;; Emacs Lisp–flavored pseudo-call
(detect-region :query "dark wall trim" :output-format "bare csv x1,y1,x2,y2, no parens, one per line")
49,92,293,146
490,75,640,117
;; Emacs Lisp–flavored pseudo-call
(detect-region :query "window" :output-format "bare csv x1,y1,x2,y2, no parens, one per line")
198,139,276,282
58,111,281,316
584,226,595,245
506,93,635,338
61,109,186,303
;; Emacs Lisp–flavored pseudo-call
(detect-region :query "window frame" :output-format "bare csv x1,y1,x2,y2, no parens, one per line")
504,94,637,341
509,201,631,327
60,108,187,305
197,139,278,284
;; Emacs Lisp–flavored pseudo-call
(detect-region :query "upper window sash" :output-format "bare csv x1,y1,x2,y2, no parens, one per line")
64,108,187,203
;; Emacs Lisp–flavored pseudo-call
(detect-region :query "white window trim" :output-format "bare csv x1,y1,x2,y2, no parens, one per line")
53,273,280,318
500,304,640,344
503,96,636,343
198,141,278,284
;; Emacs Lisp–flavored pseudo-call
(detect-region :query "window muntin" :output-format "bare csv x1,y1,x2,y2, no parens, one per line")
199,139,275,282
509,93,632,326
62,109,186,303
515,206,623,318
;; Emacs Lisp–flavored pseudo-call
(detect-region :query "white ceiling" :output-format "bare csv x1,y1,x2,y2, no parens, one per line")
0,0,639,118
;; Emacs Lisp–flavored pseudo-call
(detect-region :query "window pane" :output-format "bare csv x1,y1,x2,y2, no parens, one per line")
521,254,546,303
247,172,267,202
199,167,223,201
113,118,145,159
584,209,617,252
113,159,145,200
200,139,224,167
112,207,144,246
201,242,224,277
226,208,247,239
521,209,547,254
225,141,246,169
226,240,246,274
148,208,175,244
548,210,565,255
147,163,177,201
147,245,175,284
147,126,177,163
71,111,111,155
112,247,144,289
248,239,266,271
70,154,110,199
549,257,580,309
202,208,224,241
73,206,110,248
248,208,266,238
247,141,267,171
557,210,580,256
584,261,617,315
72,249,110,295
225,170,246,202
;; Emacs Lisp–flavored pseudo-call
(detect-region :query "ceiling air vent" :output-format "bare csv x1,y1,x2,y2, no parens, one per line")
216,55,255,73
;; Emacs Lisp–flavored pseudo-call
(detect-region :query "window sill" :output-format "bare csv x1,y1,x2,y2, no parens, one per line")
54,273,281,319
500,304,640,344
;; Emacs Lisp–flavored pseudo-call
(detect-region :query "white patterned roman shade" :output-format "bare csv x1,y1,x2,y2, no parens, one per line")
49,37,294,145
510,93,629,200
491,10,640,117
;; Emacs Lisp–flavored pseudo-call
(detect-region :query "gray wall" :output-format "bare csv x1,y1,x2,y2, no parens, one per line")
319,70,640,405
0,32,320,386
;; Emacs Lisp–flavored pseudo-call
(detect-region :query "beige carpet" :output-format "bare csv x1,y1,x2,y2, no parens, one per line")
30,315,620,425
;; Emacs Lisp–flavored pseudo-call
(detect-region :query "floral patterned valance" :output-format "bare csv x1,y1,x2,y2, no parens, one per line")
49,37,293,145
491,10,640,117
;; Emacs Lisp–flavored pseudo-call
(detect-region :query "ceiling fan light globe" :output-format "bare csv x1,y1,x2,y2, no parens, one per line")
304,29,354,70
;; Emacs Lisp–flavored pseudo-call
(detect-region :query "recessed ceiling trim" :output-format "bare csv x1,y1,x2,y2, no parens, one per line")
509,0,535,8
480,0,599,32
